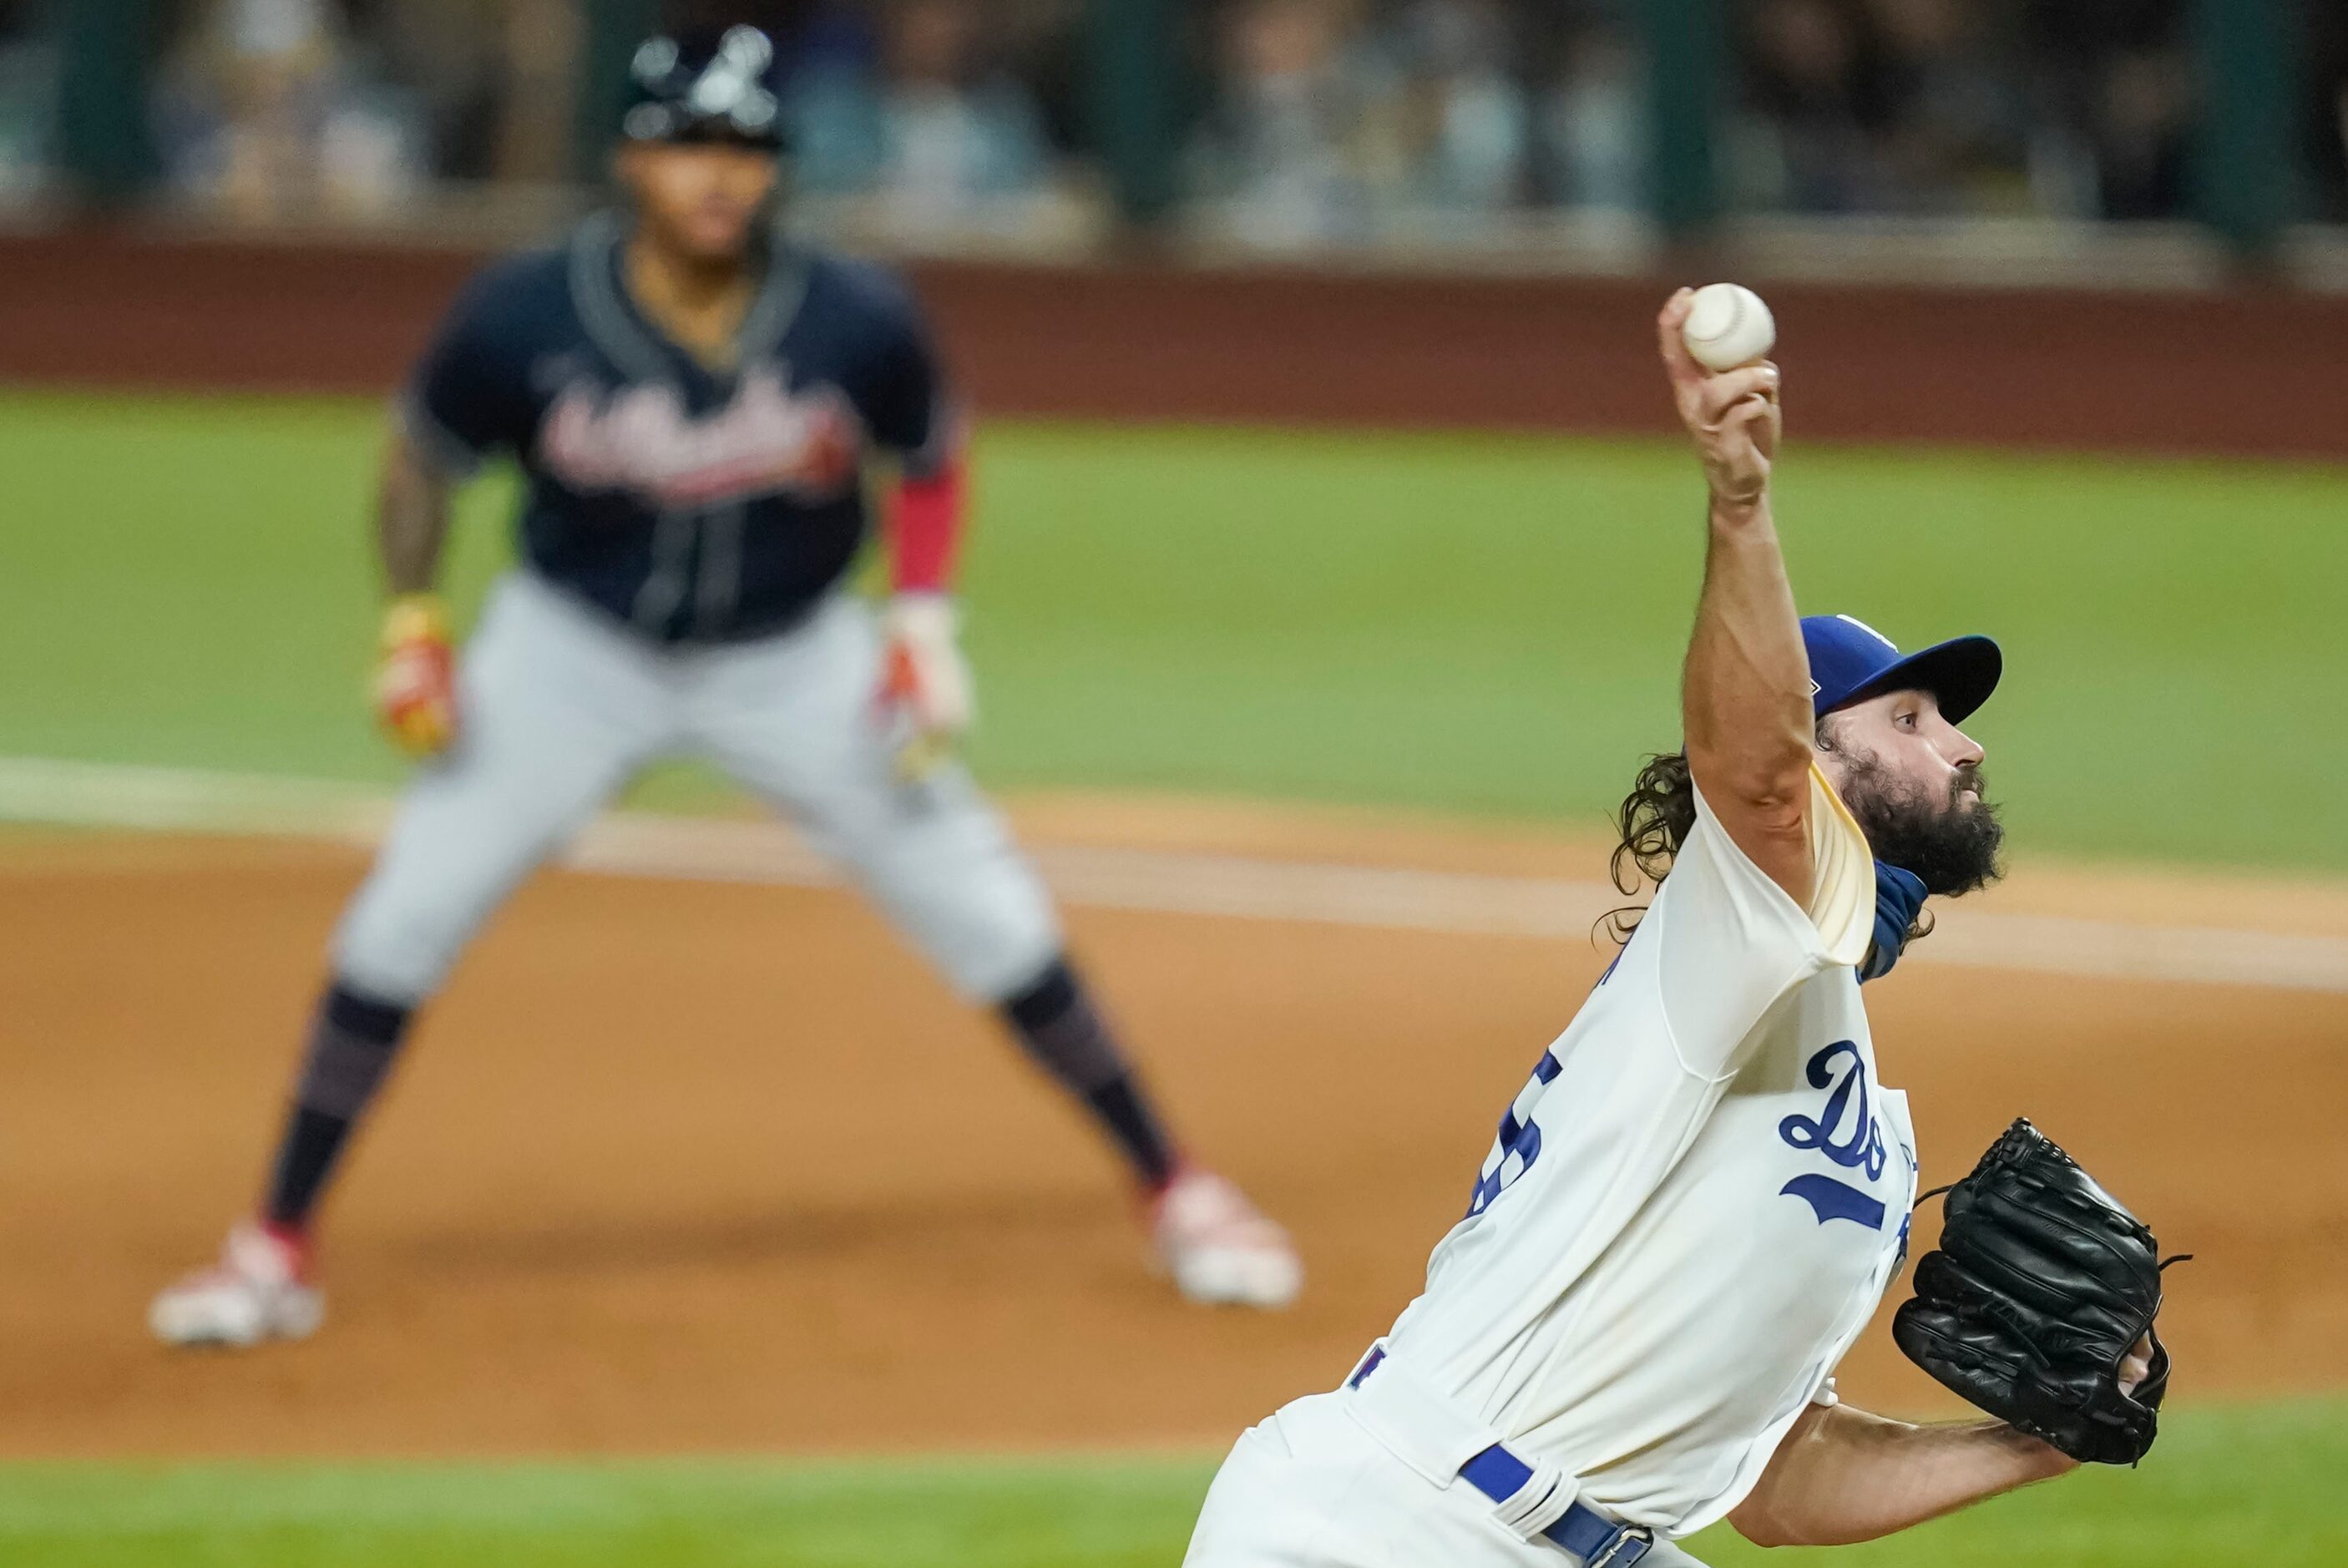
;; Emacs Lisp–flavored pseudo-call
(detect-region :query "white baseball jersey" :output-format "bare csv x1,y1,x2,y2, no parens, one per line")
1379,766,1916,1538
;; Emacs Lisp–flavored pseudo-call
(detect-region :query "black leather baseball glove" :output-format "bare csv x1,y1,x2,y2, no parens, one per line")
1892,1118,2181,1465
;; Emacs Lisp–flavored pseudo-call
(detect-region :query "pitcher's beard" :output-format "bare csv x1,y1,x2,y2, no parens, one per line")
1838,751,2006,897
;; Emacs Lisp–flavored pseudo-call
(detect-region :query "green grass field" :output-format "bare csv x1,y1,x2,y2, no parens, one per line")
4,390,2340,1562
3,1398,2343,1566
3,392,2343,868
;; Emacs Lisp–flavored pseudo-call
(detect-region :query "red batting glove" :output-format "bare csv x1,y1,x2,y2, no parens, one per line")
375,594,457,759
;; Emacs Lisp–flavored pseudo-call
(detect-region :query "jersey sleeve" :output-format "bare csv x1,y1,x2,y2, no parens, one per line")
398,262,540,475
849,266,958,476
1650,764,1875,1078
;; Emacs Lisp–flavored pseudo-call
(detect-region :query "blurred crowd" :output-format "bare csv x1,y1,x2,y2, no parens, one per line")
1186,0,2343,238
0,0,56,200
139,0,581,219
5,0,2348,238
1185,0,1644,247
1741,0,2348,222
1735,0,2177,219
105,0,1085,225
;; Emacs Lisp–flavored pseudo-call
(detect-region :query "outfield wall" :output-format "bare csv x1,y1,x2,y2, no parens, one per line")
0,227,2337,458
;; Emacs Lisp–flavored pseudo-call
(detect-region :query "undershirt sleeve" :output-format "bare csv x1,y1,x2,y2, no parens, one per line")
856,271,956,477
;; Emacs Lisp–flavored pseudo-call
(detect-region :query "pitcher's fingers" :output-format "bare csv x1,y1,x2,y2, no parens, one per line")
1699,364,1781,423
1715,396,1779,457
1656,291,1703,385
1726,392,1779,434
2118,1343,2153,1393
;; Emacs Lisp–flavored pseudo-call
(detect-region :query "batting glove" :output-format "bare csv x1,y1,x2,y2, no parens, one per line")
878,593,973,781
375,594,458,759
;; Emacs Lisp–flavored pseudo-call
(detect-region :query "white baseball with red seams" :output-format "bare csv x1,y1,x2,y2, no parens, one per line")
1681,284,1778,372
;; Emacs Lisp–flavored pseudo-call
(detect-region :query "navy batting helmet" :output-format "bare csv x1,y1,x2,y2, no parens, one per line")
622,26,787,150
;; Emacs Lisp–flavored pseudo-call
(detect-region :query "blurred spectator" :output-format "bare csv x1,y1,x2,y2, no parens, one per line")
1737,0,1895,213
1187,0,1379,249
1538,13,1644,212
2029,0,2192,220
364,0,580,186
150,0,429,219
147,0,582,220
0,0,57,202
2310,4,2348,223
1728,0,2197,221
1867,0,2031,214
1191,0,1542,249
878,0,1052,216
786,0,1056,234
1380,0,1531,215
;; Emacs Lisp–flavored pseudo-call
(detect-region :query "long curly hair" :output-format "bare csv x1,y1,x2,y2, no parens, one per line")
1603,751,1700,944
1603,731,1937,949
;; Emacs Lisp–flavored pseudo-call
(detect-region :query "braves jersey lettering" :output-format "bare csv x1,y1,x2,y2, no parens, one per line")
402,214,947,644
1378,766,1915,1539
539,367,862,508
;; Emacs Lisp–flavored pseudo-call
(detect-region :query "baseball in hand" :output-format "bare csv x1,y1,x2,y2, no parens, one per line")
1681,283,1777,372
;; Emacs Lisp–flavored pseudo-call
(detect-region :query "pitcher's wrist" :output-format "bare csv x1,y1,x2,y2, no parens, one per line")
1708,492,1770,530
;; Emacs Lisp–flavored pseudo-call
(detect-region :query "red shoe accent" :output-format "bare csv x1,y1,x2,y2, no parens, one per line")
255,1217,314,1278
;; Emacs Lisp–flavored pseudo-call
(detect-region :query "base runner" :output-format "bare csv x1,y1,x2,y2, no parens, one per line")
150,26,1298,1348
1181,295,2166,1565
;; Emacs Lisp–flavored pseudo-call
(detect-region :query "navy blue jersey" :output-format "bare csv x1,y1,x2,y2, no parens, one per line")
402,214,952,643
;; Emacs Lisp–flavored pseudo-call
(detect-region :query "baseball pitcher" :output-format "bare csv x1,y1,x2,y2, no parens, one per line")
1180,294,2173,1566
150,26,1299,1348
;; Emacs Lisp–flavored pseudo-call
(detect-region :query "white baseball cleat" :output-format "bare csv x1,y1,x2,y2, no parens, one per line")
1151,1166,1303,1309
149,1220,324,1348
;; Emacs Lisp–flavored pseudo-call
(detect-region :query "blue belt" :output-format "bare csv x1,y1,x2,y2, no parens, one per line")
1349,1348,1652,1568
1459,1446,1652,1568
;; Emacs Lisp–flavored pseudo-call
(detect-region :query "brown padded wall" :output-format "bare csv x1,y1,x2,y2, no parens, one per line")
0,228,2336,457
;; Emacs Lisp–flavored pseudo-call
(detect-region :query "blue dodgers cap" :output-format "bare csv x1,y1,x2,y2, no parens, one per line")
1802,614,2001,723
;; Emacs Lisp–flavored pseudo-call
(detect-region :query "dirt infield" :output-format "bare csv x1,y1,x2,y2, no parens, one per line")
3,822,2345,1459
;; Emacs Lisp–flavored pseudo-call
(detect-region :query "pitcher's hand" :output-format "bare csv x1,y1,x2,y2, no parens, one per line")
2118,1333,2156,1399
1658,288,1782,509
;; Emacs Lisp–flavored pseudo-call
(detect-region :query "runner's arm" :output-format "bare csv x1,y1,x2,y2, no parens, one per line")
377,426,457,597
383,256,539,599
1727,1402,2072,1547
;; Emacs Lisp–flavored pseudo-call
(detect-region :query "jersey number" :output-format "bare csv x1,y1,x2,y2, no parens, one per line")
1465,1050,1563,1218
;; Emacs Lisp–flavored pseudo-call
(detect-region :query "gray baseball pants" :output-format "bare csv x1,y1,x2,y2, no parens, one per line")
331,569,1061,1006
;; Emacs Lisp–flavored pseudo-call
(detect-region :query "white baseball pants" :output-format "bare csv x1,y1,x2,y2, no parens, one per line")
1185,1392,1710,1568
